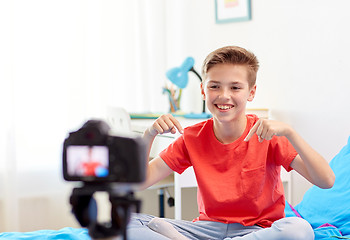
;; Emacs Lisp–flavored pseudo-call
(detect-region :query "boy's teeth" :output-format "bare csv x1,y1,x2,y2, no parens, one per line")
217,105,232,110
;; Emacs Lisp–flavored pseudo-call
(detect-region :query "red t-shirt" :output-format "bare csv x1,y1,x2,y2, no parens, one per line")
159,114,298,228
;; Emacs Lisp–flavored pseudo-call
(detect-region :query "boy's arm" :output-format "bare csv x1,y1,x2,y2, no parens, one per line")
245,119,335,189
138,156,173,190
138,114,183,190
288,130,335,189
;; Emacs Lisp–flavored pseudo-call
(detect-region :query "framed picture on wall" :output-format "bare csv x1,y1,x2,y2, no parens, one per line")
215,0,251,23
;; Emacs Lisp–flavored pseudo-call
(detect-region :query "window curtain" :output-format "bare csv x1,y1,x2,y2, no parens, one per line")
0,0,169,231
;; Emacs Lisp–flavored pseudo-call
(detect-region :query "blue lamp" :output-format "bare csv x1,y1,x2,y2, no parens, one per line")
166,57,206,114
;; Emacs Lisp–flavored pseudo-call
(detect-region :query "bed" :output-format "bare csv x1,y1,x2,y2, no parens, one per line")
1,136,350,240
0,227,89,240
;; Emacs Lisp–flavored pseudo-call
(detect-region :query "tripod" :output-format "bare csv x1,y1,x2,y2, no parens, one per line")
70,184,141,240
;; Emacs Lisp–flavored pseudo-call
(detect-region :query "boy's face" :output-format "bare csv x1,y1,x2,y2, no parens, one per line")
201,64,256,123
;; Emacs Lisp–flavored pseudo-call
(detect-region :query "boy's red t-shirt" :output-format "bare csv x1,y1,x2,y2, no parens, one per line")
159,114,297,228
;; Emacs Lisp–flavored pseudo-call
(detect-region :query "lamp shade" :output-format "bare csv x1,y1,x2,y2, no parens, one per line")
166,57,195,89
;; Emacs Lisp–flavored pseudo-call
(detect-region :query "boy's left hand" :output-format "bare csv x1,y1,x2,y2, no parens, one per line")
244,119,292,142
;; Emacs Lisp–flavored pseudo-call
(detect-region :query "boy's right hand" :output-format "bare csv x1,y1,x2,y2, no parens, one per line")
147,114,184,137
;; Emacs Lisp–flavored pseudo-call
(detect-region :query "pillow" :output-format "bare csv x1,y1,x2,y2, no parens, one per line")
313,225,344,239
294,136,350,235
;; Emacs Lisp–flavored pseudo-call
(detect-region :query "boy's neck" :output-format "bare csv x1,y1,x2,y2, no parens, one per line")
213,115,247,144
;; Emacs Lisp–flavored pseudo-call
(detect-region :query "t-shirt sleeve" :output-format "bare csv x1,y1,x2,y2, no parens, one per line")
159,135,192,174
271,136,298,172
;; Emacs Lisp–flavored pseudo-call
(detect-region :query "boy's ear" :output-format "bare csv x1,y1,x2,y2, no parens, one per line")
248,85,256,102
200,83,206,100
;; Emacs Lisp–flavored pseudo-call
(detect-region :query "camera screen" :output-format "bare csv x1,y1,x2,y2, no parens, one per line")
66,146,109,178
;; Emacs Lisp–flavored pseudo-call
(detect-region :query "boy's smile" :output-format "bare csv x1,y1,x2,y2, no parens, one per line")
201,64,256,124
216,104,234,110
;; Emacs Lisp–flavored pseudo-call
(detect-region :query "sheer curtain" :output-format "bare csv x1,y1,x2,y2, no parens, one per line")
0,0,169,231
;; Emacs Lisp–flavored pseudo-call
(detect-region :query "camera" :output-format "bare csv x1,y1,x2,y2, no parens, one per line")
63,119,147,184
63,119,147,239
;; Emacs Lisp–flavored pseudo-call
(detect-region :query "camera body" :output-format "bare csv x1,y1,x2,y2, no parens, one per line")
63,119,147,184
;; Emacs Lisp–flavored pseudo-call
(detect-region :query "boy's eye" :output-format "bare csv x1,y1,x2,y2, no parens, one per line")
209,85,219,89
232,86,241,90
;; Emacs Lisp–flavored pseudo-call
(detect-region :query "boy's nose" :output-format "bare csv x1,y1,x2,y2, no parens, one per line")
220,88,231,99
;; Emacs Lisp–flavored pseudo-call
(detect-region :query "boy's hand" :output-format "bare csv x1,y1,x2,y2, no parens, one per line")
244,119,292,142
147,114,184,137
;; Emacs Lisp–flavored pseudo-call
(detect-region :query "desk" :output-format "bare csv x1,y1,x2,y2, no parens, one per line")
132,118,204,218
131,109,292,220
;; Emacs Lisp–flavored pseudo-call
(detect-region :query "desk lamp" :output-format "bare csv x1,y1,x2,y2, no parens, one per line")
166,57,208,117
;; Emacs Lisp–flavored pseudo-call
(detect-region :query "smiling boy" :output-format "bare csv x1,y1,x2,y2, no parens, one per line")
127,46,335,240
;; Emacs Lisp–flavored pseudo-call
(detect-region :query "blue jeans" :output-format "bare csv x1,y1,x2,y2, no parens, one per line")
127,213,314,240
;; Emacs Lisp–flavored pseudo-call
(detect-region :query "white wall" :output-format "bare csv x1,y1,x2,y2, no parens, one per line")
170,0,350,204
0,0,169,232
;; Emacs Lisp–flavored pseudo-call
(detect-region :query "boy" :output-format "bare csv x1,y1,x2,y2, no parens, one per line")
127,46,335,239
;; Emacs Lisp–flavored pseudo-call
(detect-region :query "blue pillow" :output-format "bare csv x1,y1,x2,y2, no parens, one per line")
294,136,350,235
313,226,344,239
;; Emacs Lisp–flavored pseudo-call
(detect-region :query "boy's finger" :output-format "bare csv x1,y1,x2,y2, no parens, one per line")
244,120,260,141
152,122,164,134
259,125,269,141
170,127,177,134
265,129,275,140
169,115,184,134
158,120,172,133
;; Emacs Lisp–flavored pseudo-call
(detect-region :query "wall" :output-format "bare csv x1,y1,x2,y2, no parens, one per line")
0,0,169,232
167,0,350,204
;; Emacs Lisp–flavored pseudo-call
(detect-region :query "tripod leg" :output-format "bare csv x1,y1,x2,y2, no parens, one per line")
111,195,141,240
